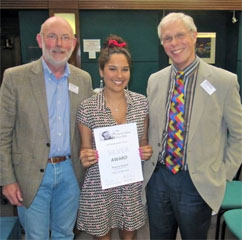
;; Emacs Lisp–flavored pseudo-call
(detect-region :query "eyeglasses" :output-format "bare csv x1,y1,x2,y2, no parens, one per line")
43,33,73,43
162,31,192,44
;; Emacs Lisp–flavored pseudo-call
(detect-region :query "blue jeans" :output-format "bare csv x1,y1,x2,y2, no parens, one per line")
18,159,80,240
147,163,212,240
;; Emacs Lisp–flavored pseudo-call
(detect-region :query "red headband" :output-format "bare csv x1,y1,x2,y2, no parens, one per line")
108,39,127,48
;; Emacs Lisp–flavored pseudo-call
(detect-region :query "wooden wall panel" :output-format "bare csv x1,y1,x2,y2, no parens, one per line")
0,0,48,9
78,0,242,10
49,0,78,9
0,0,241,10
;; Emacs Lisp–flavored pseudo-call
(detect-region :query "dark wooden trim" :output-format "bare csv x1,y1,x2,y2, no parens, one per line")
0,0,241,11
0,0,48,9
49,0,78,9
78,1,242,10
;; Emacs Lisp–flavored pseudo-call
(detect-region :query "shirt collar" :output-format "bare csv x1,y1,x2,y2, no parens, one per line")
171,55,200,78
41,57,70,80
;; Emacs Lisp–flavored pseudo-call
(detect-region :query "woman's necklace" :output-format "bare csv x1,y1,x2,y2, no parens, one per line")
105,94,125,112
107,99,123,112
104,91,127,124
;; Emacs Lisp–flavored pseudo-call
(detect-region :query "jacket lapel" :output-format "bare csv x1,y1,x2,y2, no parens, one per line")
188,60,211,143
30,59,50,139
68,71,79,144
158,68,171,141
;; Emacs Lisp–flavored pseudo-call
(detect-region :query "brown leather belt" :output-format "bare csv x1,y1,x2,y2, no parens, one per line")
48,155,71,164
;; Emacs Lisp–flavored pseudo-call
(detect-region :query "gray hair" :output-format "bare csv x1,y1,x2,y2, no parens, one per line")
157,12,197,43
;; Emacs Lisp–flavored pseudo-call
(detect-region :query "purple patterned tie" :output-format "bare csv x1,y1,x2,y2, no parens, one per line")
165,71,185,174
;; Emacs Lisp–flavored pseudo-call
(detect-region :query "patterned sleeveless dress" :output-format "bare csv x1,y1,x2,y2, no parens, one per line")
76,89,148,237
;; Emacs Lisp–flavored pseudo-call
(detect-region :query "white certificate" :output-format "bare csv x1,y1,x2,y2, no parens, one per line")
94,123,143,189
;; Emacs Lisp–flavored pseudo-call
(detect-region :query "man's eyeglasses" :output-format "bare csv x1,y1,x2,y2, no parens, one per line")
43,33,73,43
162,30,192,44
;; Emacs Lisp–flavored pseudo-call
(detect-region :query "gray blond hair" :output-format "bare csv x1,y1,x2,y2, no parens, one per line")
157,12,197,43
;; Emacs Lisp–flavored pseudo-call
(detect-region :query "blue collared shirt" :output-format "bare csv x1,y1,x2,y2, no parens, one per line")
42,59,71,158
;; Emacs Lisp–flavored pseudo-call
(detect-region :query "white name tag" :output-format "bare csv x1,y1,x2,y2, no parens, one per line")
200,80,216,95
69,83,79,94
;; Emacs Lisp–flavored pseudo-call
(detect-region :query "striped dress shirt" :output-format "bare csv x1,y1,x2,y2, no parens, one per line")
158,56,200,170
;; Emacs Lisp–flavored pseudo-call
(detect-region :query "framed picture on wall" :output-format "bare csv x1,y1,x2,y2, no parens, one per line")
195,32,216,64
169,32,216,65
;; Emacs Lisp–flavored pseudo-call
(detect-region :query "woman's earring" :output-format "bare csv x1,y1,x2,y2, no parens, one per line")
126,84,129,90
100,79,104,89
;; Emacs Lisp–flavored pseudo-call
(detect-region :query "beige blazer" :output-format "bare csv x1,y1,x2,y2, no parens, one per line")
142,59,242,212
0,58,93,208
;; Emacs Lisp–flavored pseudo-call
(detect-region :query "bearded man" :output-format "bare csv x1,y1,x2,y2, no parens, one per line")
0,16,93,239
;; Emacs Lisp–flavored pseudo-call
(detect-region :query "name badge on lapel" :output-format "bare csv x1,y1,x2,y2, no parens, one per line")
200,80,216,95
69,83,79,94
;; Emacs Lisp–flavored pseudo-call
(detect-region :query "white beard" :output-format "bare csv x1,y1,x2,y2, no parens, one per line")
41,40,74,67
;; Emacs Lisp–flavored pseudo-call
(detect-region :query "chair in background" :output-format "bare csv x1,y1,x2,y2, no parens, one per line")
0,216,21,240
215,180,242,239
221,209,242,240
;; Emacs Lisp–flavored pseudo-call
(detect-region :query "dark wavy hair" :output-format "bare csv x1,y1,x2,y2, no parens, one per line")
98,34,131,70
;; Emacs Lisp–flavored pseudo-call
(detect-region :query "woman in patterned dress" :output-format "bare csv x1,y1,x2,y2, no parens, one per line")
76,34,153,240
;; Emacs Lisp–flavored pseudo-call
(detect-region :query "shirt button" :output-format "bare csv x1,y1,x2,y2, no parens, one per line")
58,133,62,136
46,143,50,147
40,169,44,173
158,143,161,147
